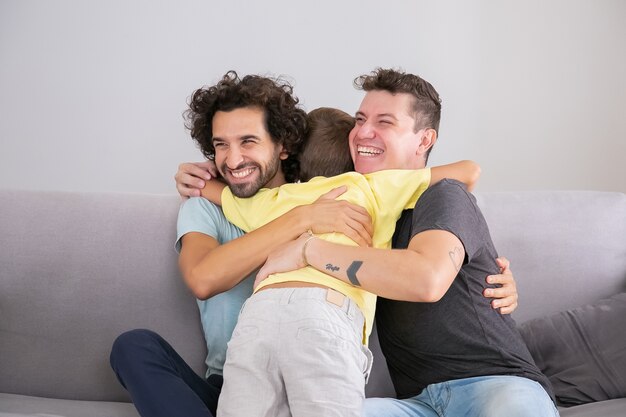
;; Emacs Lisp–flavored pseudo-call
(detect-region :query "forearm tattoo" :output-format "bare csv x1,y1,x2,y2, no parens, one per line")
448,246,464,272
325,263,340,272
346,261,363,286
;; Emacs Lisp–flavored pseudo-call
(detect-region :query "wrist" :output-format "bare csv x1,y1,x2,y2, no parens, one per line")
301,230,317,266
287,205,312,238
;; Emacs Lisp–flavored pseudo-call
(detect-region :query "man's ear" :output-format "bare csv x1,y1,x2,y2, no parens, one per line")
279,146,289,160
416,128,437,156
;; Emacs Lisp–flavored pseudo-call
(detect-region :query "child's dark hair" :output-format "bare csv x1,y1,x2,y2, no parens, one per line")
299,107,355,182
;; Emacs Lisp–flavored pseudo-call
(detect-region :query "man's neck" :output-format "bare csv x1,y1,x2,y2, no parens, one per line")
265,170,287,188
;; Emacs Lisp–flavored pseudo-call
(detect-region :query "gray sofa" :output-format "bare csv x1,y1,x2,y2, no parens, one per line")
1,189,625,417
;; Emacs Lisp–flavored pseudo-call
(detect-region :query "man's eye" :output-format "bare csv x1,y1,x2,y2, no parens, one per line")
214,142,226,148
380,120,392,125
355,117,365,124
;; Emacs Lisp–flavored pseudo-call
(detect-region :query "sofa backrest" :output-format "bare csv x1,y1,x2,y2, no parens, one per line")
1,189,625,402
477,191,626,323
0,190,205,402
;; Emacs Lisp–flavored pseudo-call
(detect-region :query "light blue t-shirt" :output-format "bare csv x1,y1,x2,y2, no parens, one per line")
176,197,254,378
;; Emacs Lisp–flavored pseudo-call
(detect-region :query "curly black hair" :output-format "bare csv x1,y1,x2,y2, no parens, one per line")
184,71,307,183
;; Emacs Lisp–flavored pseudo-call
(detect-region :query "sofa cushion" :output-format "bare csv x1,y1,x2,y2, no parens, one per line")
0,393,138,417
559,398,626,417
519,293,626,406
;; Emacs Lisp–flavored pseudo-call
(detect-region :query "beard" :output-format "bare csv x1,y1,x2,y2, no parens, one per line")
220,150,282,198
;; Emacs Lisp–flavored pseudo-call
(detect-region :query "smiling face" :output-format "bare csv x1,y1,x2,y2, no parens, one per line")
349,90,434,174
212,106,287,197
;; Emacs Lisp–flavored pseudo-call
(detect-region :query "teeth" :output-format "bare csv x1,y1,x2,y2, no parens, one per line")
231,168,255,178
357,146,382,156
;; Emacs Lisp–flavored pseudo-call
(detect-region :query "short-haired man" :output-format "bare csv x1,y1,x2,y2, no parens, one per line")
256,68,558,416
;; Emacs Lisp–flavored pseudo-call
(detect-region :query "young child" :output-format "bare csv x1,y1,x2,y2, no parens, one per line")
208,107,480,417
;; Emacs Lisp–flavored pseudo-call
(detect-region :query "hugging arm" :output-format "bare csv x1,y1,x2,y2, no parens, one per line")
199,179,226,206
257,229,462,301
428,162,516,312
484,257,518,314
430,160,481,192
178,187,373,300
257,231,518,314
175,161,218,198
175,160,516,312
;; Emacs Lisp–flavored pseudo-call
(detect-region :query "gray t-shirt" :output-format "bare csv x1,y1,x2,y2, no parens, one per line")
378,179,554,400
176,197,254,377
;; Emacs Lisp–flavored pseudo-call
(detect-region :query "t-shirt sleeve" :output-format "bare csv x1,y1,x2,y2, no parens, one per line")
366,168,431,211
220,187,273,232
409,179,483,263
175,197,239,253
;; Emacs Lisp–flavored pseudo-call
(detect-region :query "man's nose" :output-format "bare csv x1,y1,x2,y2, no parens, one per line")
225,146,245,169
355,121,375,139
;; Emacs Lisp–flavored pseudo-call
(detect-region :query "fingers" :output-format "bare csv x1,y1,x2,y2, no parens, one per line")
345,203,373,232
337,201,373,239
490,296,518,314
175,162,212,198
317,186,348,201
484,278,518,315
486,272,514,287
495,256,510,272
255,257,279,289
498,301,518,315
327,202,373,246
483,285,515,299
489,260,514,310
176,183,202,198
197,160,219,178
342,216,373,247
175,174,205,197
253,270,265,290
339,222,369,247
180,162,213,181
304,197,373,245
352,207,373,239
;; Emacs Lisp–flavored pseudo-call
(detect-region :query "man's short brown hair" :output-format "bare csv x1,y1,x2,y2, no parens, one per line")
354,68,442,163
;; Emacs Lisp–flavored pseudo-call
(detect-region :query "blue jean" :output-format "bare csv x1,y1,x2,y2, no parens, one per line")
110,329,221,417
362,375,559,417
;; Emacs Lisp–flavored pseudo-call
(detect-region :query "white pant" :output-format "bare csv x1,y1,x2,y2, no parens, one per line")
217,287,373,417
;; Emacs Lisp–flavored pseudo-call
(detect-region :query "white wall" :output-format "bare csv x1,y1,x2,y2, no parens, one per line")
1,0,624,195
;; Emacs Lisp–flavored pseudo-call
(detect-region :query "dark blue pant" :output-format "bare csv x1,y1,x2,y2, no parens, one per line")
110,329,221,417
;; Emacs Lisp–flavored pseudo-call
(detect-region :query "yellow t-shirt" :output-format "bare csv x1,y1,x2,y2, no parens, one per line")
221,168,431,341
